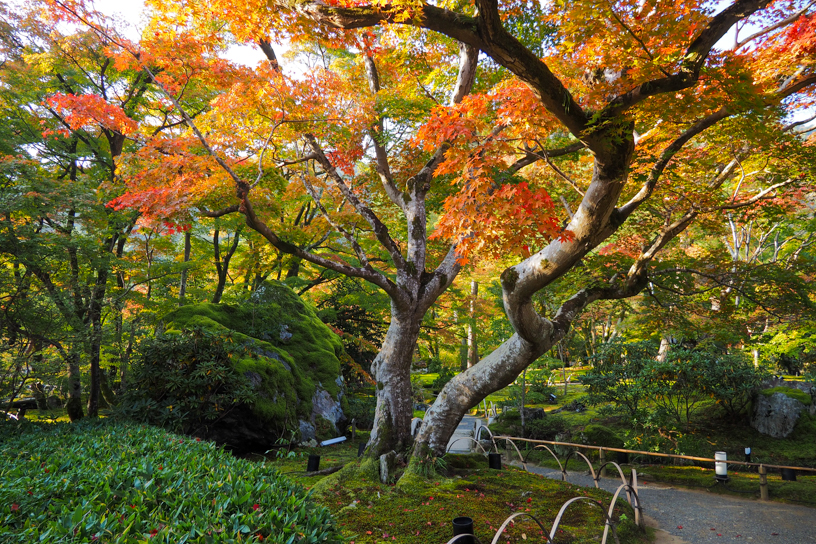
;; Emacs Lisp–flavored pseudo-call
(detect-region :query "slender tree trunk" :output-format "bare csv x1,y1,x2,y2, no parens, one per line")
179,230,191,304
285,258,301,278
467,280,478,368
520,368,527,436
65,349,83,422
657,335,673,362
86,265,109,418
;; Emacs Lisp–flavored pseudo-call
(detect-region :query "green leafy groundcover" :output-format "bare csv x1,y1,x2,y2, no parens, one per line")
0,420,342,543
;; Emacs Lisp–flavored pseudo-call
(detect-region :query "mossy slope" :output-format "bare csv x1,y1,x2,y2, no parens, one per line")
163,281,346,437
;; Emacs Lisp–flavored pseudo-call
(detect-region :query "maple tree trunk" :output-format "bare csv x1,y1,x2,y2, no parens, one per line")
368,309,423,456
415,334,547,454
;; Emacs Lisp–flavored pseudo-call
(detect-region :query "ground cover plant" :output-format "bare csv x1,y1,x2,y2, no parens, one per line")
0,420,341,543
266,450,646,544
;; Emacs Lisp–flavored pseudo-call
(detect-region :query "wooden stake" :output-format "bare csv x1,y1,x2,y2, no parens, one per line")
759,465,769,500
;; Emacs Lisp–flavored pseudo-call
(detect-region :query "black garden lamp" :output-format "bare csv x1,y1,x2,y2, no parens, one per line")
452,516,475,544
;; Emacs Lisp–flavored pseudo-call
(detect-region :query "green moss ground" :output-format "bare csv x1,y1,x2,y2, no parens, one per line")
262,442,647,544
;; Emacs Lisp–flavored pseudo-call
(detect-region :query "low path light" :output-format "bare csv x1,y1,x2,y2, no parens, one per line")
307,454,320,472
714,451,728,482
452,516,474,544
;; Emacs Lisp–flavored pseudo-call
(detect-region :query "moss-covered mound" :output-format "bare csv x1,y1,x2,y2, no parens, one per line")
161,281,348,450
760,386,812,405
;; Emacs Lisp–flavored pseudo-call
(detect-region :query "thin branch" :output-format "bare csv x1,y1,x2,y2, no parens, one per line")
736,0,816,48
303,134,406,270
300,174,370,267
199,204,240,218
508,141,585,174
605,0,671,77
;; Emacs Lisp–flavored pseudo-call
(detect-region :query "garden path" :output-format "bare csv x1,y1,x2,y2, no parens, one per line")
517,463,816,544
446,415,487,453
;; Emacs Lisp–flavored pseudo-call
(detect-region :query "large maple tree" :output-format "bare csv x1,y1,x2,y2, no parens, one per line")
48,0,815,458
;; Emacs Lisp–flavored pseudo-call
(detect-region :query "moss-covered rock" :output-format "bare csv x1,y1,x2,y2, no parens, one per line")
760,386,812,405
162,281,347,450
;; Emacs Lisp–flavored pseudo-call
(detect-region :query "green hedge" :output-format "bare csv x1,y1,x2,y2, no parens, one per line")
0,421,342,543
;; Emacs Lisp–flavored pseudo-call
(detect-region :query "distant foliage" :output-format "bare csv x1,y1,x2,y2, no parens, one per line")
0,420,341,543
117,328,256,434
431,366,456,392
345,392,376,429
582,341,658,421
583,341,767,424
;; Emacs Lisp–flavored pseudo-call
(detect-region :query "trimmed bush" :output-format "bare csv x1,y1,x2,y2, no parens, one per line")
0,420,341,543
526,415,569,441
581,424,624,449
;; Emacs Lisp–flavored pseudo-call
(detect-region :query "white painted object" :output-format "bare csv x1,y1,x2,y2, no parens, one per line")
320,436,347,446
715,451,728,479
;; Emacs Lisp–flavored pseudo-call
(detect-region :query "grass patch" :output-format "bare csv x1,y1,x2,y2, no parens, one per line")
0,420,341,543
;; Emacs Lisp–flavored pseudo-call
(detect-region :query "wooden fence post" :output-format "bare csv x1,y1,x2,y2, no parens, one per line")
599,449,607,478
759,465,769,500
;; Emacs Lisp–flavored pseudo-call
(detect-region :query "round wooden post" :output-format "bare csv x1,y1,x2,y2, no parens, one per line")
599,448,607,478
759,465,769,500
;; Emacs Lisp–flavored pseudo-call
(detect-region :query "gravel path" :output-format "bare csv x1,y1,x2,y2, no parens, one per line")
516,463,816,544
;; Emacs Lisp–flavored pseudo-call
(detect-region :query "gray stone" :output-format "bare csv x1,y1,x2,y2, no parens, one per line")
46,396,63,409
299,419,316,442
379,450,398,484
751,392,805,438
311,387,345,431
279,324,293,342
521,407,546,421
244,371,263,388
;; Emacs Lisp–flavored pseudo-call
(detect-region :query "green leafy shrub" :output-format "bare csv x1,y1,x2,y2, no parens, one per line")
0,420,341,543
585,342,766,425
487,409,520,436
345,393,376,429
526,415,569,440
581,424,624,449
431,366,455,392
704,353,768,418
117,328,257,434
582,341,657,420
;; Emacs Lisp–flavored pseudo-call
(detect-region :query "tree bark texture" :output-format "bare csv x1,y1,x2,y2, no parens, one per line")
367,309,424,454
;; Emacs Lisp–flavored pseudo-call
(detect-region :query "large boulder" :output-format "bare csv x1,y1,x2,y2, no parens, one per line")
162,281,347,452
750,387,813,438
